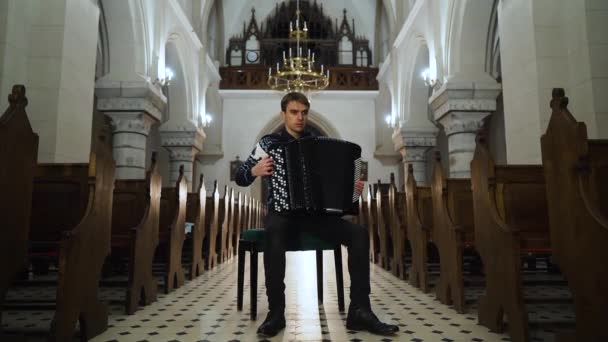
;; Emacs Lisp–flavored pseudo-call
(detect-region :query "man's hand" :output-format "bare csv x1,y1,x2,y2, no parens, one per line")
251,156,274,177
355,179,365,198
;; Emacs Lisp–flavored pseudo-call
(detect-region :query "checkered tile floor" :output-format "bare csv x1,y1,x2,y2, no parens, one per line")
3,249,574,341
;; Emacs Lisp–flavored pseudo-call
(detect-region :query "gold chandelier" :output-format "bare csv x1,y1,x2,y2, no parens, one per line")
267,0,329,93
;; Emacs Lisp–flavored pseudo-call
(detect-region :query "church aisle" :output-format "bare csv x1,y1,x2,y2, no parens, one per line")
90,250,523,342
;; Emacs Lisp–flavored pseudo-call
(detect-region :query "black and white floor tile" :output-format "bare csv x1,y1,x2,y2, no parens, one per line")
3,249,575,341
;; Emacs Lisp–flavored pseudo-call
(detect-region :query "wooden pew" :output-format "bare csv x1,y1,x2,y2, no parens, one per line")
253,198,259,227
357,192,373,263
405,164,434,292
430,152,475,313
470,135,551,342
240,194,249,233
250,198,257,227
109,154,161,314
223,188,235,261
232,192,243,257
158,166,187,293
21,137,115,341
541,88,608,342
375,181,392,270
367,184,380,264
217,185,230,263
388,173,407,279
0,85,39,328
205,181,220,269
186,174,206,279
247,197,253,228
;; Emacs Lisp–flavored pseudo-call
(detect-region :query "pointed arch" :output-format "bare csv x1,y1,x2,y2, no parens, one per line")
446,0,495,79
100,0,150,80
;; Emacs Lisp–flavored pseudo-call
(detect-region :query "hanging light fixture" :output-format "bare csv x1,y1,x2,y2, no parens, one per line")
267,0,329,93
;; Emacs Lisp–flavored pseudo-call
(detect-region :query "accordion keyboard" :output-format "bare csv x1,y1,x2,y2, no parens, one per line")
269,147,289,212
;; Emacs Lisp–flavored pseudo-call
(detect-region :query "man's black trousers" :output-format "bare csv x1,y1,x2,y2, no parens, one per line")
263,211,371,314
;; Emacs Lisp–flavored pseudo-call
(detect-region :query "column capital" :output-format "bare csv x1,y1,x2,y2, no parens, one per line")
105,111,158,136
392,127,437,159
437,111,491,136
95,79,167,121
163,146,200,162
429,78,501,121
160,128,205,156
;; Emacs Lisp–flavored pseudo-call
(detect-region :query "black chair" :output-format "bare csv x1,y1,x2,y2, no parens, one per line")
237,228,345,320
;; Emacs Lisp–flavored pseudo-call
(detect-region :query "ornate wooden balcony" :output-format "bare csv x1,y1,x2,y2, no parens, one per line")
219,66,379,91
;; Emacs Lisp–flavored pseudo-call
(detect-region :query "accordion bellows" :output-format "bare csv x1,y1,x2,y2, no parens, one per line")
268,136,362,215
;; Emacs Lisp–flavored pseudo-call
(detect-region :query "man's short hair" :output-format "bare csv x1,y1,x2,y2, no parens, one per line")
280,92,310,112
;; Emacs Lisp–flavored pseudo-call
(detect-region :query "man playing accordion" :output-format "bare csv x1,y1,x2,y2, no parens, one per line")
235,92,399,337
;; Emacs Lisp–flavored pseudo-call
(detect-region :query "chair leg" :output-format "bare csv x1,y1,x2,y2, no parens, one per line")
334,246,345,312
237,242,246,311
250,249,258,320
316,250,323,304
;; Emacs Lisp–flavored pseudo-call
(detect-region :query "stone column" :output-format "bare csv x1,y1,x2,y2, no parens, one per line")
96,80,166,179
430,80,501,178
393,128,437,186
160,129,204,191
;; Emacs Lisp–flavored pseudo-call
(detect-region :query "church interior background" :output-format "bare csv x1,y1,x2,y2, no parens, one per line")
1,0,607,341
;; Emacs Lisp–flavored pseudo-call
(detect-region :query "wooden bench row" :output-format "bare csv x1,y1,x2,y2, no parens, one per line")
0,85,266,340
358,88,607,342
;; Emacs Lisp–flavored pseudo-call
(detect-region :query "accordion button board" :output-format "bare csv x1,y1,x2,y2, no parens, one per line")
267,137,362,216
269,147,289,212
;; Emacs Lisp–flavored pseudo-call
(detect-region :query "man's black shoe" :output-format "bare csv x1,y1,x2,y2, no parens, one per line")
256,312,286,337
346,307,399,335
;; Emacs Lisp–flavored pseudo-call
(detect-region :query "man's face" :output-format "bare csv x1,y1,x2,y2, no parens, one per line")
281,100,308,134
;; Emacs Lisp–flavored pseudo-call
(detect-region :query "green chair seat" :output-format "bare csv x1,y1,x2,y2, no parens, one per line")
240,228,336,251
237,226,345,320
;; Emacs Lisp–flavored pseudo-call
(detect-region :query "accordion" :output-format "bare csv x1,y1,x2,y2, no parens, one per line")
267,136,362,215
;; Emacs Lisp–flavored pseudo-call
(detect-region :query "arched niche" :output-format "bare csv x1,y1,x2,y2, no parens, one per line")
446,0,495,80
481,0,507,164
405,42,434,128
205,0,224,62
164,40,190,124
98,0,149,80
95,0,109,80
202,84,223,154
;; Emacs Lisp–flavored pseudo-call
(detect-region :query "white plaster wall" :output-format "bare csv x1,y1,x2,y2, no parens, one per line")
497,0,605,163
375,83,393,154
13,0,100,163
497,0,544,164
583,0,608,137
201,85,223,154
177,0,194,24
199,90,398,201
0,0,29,103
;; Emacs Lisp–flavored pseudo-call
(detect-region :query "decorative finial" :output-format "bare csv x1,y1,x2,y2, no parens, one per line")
434,150,441,162
475,130,486,145
8,85,27,108
550,88,568,111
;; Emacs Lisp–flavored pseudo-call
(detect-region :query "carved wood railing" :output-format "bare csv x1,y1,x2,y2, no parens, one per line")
219,66,379,91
